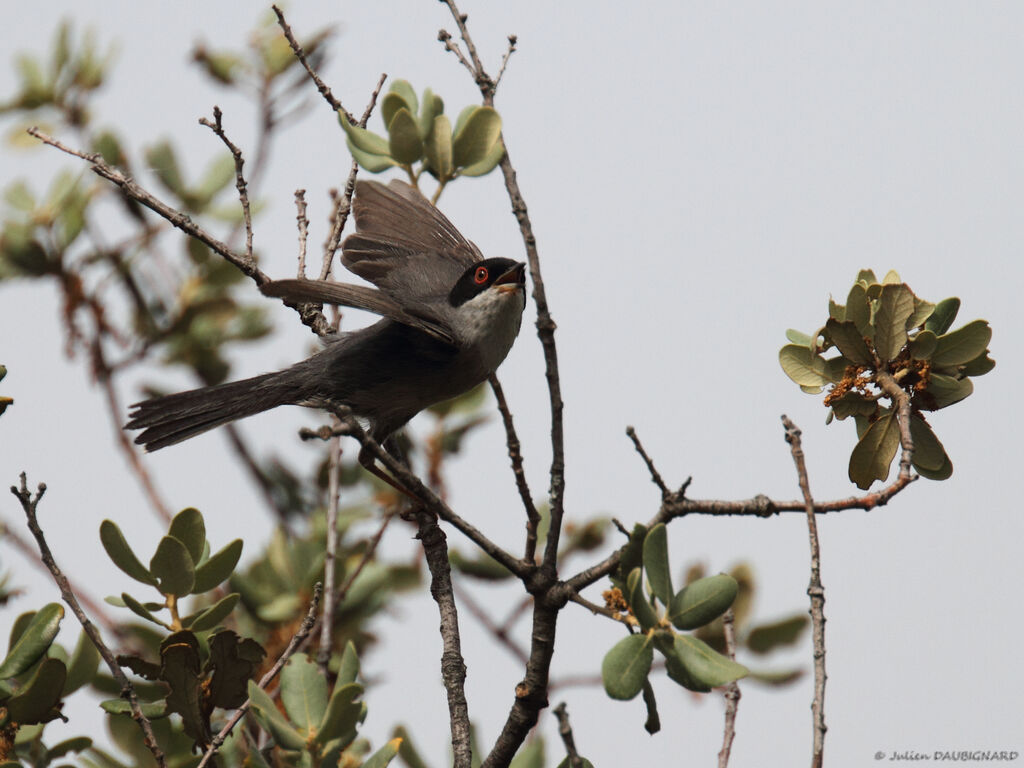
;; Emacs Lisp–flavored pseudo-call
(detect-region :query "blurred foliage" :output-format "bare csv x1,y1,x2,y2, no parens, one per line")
780,269,995,489
342,79,504,201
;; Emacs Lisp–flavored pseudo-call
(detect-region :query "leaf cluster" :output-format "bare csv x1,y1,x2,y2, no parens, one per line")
780,269,995,488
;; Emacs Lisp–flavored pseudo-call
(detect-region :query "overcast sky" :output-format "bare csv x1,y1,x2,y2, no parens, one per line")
2,2,1022,765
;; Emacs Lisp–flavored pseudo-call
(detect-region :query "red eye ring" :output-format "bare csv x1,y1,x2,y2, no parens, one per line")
474,266,489,285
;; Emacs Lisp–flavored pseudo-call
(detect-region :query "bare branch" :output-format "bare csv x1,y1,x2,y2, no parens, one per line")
199,106,253,259
625,425,669,498
489,374,539,560
781,416,827,768
553,702,584,768
875,369,916,480
294,189,309,278
198,584,322,768
317,433,343,674
495,35,518,90
272,5,351,120
12,474,167,768
717,608,742,768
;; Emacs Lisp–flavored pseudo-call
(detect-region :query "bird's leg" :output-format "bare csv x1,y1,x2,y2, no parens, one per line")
357,443,418,502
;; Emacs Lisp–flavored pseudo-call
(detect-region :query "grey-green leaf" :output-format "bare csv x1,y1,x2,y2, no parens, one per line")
872,283,915,362
458,137,504,177
846,282,872,336
668,574,738,631
363,737,403,768
908,414,948,473
746,614,810,654
280,653,328,734
779,345,830,387
337,641,359,686
642,524,672,606
6,658,67,724
961,350,995,377
387,107,423,165
931,319,992,367
452,106,501,168
424,114,454,180
340,117,391,156
381,91,410,132
627,567,659,632
63,630,101,695
346,139,399,173
149,536,195,597
99,520,157,586
168,507,205,564
921,373,973,410
925,297,960,335
247,679,307,751
315,681,364,747
0,603,63,679
417,88,444,140
848,413,900,490
192,539,243,594
389,80,418,116
785,329,813,347
671,634,748,688
121,593,167,628
825,319,873,365
601,634,653,700
185,593,240,632
909,330,938,360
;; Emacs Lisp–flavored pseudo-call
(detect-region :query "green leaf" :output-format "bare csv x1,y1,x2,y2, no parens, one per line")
909,330,938,359
614,524,647,589
925,297,960,335
381,91,412,132
459,137,505,177
872,283,915,362
824,319,873,365
828,297,845,322
779,345,830,388
452,106,502,168
168,507,205,564
668,574,738,630
785,329,812,347
601,633,653,700
642,524,672,606
6,658,67,724
99,520,157,586
931,319,992,367
856,268,878,286
921,373,973,410
915,453,953,481
670,634,748,688
281,652,328,734
340,117,391,156
848,413,900,490
248,679,307,751
184,592,239,632
337,641,360,686
746,614,809,654
829,391,877,420
121,592,166,628
0,603,63,679
417,88,444,140
387,108,424,165
907,296,936,330
389,80,418,116
627,568,659,632
100,699,169,718
424,114,454,181
346,138,399,173
63,630,101,695
363,737,403,768
314,681,364,747
908,414,948,473
192,539,243,594
449,548,513,581
846,282,872,337
145,141,186,197
45,736,93,761
149,536,196,597
881,269,901,284
392,726,429,768
961,350,995,377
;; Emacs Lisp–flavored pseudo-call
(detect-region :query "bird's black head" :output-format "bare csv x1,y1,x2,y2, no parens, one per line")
448,258,526,307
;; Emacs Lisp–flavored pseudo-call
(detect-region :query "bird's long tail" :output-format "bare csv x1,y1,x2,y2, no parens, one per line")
126,370,309,451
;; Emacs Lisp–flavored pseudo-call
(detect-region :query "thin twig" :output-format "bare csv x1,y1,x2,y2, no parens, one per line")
294,189,309,278
553,702,584,768
27,127,335,338
198,584,323,768
317,433,342,673
12,474,167,768
495,35,518,90
875,370,916,479
199,106,253,259
718,608,742,768
453,581,529,665
489,374,538,561
625,425,669,498
412,507,472,768
272,5,350,120
781,416,827,768
566,590,634,628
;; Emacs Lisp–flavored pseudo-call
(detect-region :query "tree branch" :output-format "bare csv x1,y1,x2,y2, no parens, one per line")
317,433,343,674
489,374,539,561
781,416,827,768
625,425,669,498
553,702,584,768
199,105,253,260
717,608,742,768
11,474,167,768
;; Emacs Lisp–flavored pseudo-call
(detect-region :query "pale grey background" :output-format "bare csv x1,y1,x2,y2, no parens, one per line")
1,2,1021,766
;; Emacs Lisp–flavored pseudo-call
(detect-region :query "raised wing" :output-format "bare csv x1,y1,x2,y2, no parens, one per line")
342,180,483,308
259,279,456,345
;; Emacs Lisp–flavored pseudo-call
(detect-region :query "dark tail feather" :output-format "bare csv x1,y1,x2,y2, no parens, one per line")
126,371,307,451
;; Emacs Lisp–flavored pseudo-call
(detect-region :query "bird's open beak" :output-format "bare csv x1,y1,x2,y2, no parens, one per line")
494,262,526,294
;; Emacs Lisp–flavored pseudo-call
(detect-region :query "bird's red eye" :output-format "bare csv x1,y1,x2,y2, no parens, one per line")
474,266,489,285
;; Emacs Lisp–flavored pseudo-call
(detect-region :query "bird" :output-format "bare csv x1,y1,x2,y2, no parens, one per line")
125,179,527,489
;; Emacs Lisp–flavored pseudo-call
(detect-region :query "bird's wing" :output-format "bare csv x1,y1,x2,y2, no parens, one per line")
259,279,456,345
341,179,482,308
